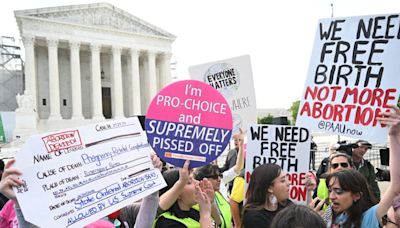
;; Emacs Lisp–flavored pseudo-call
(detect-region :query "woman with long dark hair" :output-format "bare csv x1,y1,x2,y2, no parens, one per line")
242,163,291,227
326,105,400,227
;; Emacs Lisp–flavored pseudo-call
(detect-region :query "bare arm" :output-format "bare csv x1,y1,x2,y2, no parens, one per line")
305,172,317,205
233,129,245,174
197,179,214,228
158,160,189,211
376,106,400,223
230,199,241,228
133,154,162,228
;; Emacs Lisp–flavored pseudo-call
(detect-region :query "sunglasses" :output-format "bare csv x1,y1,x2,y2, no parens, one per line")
382,214,398,226
208,173,223,179
331,162,349,169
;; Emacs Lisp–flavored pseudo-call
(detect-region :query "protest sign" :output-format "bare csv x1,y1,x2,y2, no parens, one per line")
189,55,257,136
145,80,232,169
297,14,400,143
245,124,311,204
14,117,166,228
0,114,5,142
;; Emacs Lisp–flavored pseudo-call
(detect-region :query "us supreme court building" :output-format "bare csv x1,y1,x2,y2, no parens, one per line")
13,3,175,139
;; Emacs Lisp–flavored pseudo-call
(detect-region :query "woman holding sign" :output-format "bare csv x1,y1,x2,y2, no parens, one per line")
323,106,400,227
193,129,245,228
242,163,292,227
154,161,216,228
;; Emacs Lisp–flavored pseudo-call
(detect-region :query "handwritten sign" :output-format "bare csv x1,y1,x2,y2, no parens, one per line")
189,55,257,135
245,124,311,204
14,117,166,228
145,80,232,168
297,14,400,143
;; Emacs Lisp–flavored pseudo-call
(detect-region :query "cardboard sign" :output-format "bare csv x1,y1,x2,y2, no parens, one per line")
297,14,400,143
14,117,166,228
189,55,257,136
245,124,311,204
145,80,232,169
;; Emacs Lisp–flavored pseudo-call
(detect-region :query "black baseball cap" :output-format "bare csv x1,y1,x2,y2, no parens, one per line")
356,140,372,149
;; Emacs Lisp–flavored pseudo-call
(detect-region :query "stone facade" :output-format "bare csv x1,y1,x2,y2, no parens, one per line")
13,3,175,139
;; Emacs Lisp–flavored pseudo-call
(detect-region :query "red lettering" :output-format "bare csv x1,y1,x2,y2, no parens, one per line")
359,88,372,105
383,88,397,108
342,87,359,103
290,186,307,201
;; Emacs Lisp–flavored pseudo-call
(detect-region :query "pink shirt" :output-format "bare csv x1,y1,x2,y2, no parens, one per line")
0,200,18,228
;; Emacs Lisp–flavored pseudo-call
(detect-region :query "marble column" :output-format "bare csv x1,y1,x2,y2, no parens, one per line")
111,45,124,119
160,52,172,87
47,38,61,120
129,48,141,115
69,41,83,120
90,43,104,120
147,51,157,106
21,35,37,110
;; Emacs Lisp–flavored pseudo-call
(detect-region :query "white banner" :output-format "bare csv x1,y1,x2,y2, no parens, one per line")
14,117,166,227
189,55,257,136
245,124,311,204
297,14,400,143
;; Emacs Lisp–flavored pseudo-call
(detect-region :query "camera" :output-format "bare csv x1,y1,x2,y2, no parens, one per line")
334,141,358,156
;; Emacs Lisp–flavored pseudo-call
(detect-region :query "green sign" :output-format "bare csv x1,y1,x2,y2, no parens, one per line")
0,114,5,143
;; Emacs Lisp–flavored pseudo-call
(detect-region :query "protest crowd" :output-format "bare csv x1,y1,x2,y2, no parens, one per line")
1,8,400,228
0,105,398,228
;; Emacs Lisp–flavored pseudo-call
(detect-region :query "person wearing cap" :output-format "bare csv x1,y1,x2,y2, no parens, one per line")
352,139,380,200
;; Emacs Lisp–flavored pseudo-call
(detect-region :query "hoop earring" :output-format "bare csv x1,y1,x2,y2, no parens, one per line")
269,194,277,206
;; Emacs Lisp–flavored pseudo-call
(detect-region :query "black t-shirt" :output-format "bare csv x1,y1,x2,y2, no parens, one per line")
242,200,293,228
155,207,200,228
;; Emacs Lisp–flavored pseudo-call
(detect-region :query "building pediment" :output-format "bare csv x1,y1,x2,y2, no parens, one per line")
15,2,176,39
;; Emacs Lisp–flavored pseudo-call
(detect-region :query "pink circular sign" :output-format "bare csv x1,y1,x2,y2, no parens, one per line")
145,80,232,168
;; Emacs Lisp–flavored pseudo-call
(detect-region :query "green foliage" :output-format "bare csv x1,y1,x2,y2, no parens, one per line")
398,96,400,107
258,114,274,124
289,100,300,125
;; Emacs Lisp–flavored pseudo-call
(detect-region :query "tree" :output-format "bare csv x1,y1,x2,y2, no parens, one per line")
398,96,400,107
289,100,300,125
258,114,274,124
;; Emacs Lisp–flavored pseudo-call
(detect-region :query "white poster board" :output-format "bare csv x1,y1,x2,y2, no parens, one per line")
189,55,257,135
297,14,400,143
245,124,311,204
14,117,166,228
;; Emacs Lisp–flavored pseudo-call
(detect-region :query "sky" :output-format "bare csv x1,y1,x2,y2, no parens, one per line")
2,0,400,109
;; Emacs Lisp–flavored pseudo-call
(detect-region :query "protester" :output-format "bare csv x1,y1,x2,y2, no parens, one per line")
321,105,400,227
270,204,325,228
229,170,244,228
242,163,292,227
119,153,163,228
351,139,381,200
220,133,242,173
220,133,242,193
153,166,215,228
0,159,9,210
312,152,355,215
315,143,337,181
193,129,244,228
310,137,317,170
0,153,164,228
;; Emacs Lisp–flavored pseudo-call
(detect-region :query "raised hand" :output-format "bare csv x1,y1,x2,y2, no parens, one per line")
377,105,400,135
150,153,163,171
0,160,23,201
179,160,190,185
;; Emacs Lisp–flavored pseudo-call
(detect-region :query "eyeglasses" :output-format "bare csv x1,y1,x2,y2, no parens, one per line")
208,173,223,179
331,162,349,169
382,214,398,226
